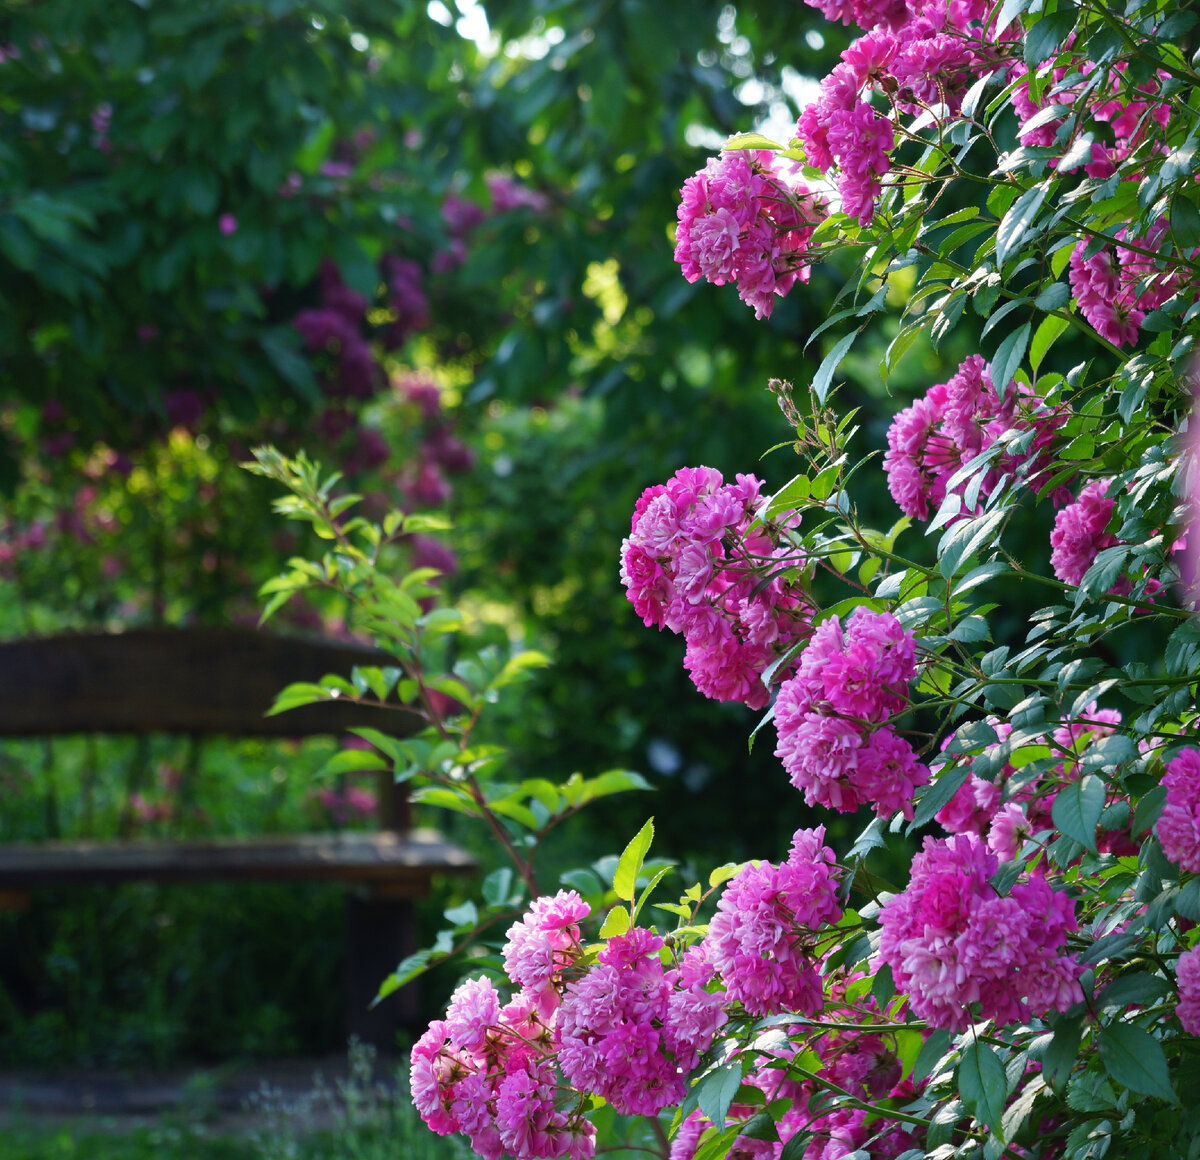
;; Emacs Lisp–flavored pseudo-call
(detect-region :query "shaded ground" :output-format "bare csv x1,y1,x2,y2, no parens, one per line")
0,1052,399,1136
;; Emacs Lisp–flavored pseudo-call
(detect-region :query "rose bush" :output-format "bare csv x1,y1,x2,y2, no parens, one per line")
252,0,1200,1155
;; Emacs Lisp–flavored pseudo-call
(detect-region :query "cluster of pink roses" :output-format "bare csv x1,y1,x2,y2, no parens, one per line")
412,892,730,1158
1012,53,1170,181
411,891,599,1159
1068,221,1194,349
557,930,726,1116
619,466,813,709
413,831,863,1158
773,608,929,817
705,826,844,1016
883,354,1068,523
792,0,1018,227
879,831,1083,1030
1159,746,1200,874
674,150,827,319
1049,477,1120,587
671,986,924,1160
937,703,1136,860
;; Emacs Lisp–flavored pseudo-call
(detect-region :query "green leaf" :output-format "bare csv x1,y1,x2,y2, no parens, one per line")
1042,1016,1083,1090
420,608,466,636
709,862,744,889
265,682,330,715
489,650,552,690
991,322,1031,394
632,863,675,926
1024,9,1077,66
1096,971,1170,1012
908,767,969,833
938,509,1007,579
722,132,783,151
959,1039,1008,1135
482,867,515,908
695,1124,745,1160
1052,775,1105,852
1171,191,1200,252
580,769,653,801
1098,1022,1177,1102
374,950,433,1004
318,748,389,778
996,185,1046,263
696,1063,744,1132
913,1028,953,1081
1175,878,1200,920
812,331,859,406
599,905,631,937
343,724,408,762
1034,315,1069,375
613,818,655,902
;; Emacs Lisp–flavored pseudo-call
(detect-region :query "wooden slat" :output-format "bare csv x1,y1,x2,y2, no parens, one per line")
0,830,475,894
0,627,425,738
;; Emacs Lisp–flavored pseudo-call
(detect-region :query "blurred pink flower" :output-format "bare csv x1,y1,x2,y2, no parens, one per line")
219,213,238,235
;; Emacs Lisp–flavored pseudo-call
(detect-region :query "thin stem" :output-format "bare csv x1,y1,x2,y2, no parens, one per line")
466,772,541,898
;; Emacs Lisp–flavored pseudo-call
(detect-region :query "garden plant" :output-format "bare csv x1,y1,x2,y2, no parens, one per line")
253,0,1200,1156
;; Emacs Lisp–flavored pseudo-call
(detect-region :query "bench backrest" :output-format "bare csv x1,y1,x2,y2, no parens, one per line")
0,627,422,829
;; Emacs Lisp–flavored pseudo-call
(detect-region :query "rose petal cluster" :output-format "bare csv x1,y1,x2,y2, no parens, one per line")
883,355,1068,523
1049,478,1118,587
620,466,812,709
793,2,1001,226
1068,222,1194,349
773,608,928,817
1159,747,1200,874
557,931,726,1115
674,150,827,318
878,832,1083,1030
411,891,597,1159
670,986,924,1160
706,827,843,1016
937,705,1134,859
1177,946,1200,1036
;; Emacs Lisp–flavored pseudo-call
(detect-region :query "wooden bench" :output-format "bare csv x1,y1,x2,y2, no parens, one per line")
0,627,476,1049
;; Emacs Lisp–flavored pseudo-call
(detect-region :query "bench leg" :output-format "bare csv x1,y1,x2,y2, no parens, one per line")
343,892,421,1052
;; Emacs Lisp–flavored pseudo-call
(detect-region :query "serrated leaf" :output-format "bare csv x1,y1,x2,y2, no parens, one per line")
996,186,1046,263
599,906,631,937
613,818,655,902
723,132,783,151
812,331,859,405
1052,775,1105,852
318,748,389,778
959,1039,1008,1135
696,1064,744,1132
991,322,1031,395
1098,1022,1177,1102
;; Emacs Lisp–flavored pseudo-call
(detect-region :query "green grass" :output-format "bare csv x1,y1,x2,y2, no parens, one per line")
1,1121,257,1160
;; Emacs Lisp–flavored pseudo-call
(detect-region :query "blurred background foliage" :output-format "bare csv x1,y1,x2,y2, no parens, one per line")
0,0,1071,1066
